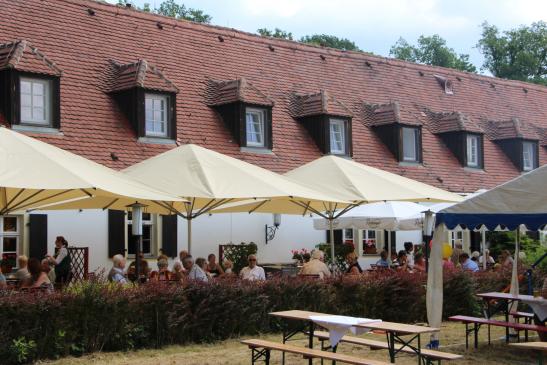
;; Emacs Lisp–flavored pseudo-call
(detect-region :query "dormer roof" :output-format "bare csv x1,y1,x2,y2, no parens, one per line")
428,111,483,134
364,101,422,127
290,90,352,118
486,117,539,141
206,77,273,107
0,40,61,76
107,59,178,93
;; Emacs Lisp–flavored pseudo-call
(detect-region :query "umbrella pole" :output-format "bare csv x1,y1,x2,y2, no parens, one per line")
482,229,487,271
187,218,192,255
329,218,335,267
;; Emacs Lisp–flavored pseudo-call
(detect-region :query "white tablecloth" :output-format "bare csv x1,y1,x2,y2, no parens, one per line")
309,315,382,347
522,298,547,321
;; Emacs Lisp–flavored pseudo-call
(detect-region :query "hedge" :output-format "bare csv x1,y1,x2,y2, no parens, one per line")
0,269,541,364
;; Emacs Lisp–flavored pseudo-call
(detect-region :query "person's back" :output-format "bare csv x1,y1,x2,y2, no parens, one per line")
451,243,463,266
300,251,331,278
376,251,389,268
14,255,31,283
188,258,208,282
460,253,479,272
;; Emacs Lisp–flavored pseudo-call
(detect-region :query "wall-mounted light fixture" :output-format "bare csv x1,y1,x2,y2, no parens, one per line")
265,213,281,244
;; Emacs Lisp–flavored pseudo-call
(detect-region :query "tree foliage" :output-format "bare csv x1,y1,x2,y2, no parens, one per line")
477,21,547,85
300,34,360,51
257,28,293,40
390,35,476,72
118,0,212,23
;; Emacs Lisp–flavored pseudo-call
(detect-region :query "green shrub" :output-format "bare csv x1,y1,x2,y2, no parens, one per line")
0,269,527,364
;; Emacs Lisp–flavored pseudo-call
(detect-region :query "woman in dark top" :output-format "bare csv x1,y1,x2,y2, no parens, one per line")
48,236,71,285
206,254,224,277
346,252,363,275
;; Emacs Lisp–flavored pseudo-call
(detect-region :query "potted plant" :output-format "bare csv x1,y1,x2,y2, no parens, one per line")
363,239,377,255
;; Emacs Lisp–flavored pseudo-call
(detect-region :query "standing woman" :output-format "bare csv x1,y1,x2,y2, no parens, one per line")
48,236,71,285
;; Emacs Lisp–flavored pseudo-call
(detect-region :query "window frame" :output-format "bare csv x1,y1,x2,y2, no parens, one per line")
329,118,347,155
361,229,383,256
144,93,170,138
19,77,52,126
466,133,482,168
126,212,156,258
400,126,421,163
0,216,20,269
522,140,537,172
342,228,354,244
245,107,266,148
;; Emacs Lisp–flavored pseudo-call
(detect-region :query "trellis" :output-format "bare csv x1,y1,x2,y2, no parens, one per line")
68,246,89,282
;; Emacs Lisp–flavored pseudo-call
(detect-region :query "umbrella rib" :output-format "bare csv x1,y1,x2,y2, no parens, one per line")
302,201,311,216
194,198,234,218
3,189,45,213
1,188,25,214
193,198,217,217
333,203,360,219
289,199,328,219
249,199,269,214
102,198,119,210
80,189,94,197
10,189,76,213
150,200,185,217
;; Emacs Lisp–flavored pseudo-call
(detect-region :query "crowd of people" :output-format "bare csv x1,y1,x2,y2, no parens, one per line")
107,250,266,284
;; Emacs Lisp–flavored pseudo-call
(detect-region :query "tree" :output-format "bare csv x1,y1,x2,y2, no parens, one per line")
257,28,293,40
477,21,547,85
390,35,477,72
300,34,360,51
118,0,212,24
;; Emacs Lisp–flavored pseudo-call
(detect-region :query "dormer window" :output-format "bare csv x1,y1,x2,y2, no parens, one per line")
329,118,347,155
245,107,266,147
402,127,420,162
145,93,169,138
20,77,52,126
523,141,537,171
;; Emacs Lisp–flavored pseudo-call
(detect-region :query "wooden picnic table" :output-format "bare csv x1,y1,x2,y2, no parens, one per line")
510,342,547,365
270,310,438,364
477,292,535,342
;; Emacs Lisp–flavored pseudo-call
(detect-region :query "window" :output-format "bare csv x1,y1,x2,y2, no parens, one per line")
522,141,537,171
450,231,463,248
127,212,154,256
20,77,51,126
329,119,346,155
343,229,354,244
0,216,19,268
362,230,378,255
245,108,265,147
402,127,420,162
145,94,169,138
466,134,480,167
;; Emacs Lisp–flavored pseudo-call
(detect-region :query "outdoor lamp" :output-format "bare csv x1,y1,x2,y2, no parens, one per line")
130,203,145,236
265,213,281,244
422,210,435,237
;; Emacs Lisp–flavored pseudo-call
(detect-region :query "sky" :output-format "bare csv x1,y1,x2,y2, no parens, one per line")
106,0,547,73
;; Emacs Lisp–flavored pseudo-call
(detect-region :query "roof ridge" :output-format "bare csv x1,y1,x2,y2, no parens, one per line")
62,0,547,94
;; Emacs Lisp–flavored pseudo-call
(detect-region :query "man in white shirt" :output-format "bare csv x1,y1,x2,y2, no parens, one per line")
240,254,265,281
300,250,331,279
184,256,208,282
108,254,127,284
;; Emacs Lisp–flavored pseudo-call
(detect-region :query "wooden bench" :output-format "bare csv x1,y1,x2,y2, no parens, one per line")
241,339,390,365
449,315,547,348
510,342,547,365
510,311,534,341
313,331,462,365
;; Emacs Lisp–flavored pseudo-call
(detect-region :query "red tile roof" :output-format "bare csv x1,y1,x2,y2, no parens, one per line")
0,40,61,76
1,0,547,193
107,59,178,93
291,90,352,118
206,78,273,106
364,102,424,127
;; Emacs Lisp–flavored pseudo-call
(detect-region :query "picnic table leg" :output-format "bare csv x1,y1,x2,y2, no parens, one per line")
332,344,338,365
465,323,469,349
308,321,314,365
505,300,510,343
474,323,479,349
387,331,396,363
417,334,421,365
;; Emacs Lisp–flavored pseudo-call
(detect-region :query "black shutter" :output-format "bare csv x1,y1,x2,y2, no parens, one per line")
267,108,273,150
326,229,343,244
383,230,397,253
108,210,126,258
51,78,61,129
29,214,48,260
346,119,353,157
470,231,481,252
168,93,177,140
161,215,178,258
372,124,399,161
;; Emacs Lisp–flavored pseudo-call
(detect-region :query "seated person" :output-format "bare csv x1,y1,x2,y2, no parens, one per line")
150,258,171,281
13,255,31,283
127,253,150,282
479,249,496,267
223,259,234,275
302,253,311,264
240,254,266,281
108,254,128,284
171,261,185,282
41,258,56,283
23,258,53,292
206,254,224,277
395,250,410,272
459,252,479,272
413,253,426,272
0,260,10,289
184,256,208,282
471,251,480,262
376,250,390,268
499,249,514,269
346,252,363,275
300,250,331,279
442,256,455,270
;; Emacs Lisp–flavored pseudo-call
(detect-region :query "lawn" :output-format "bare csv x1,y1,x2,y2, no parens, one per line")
40,321,536,365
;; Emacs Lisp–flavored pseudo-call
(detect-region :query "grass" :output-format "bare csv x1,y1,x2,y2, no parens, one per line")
40,321,536,365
